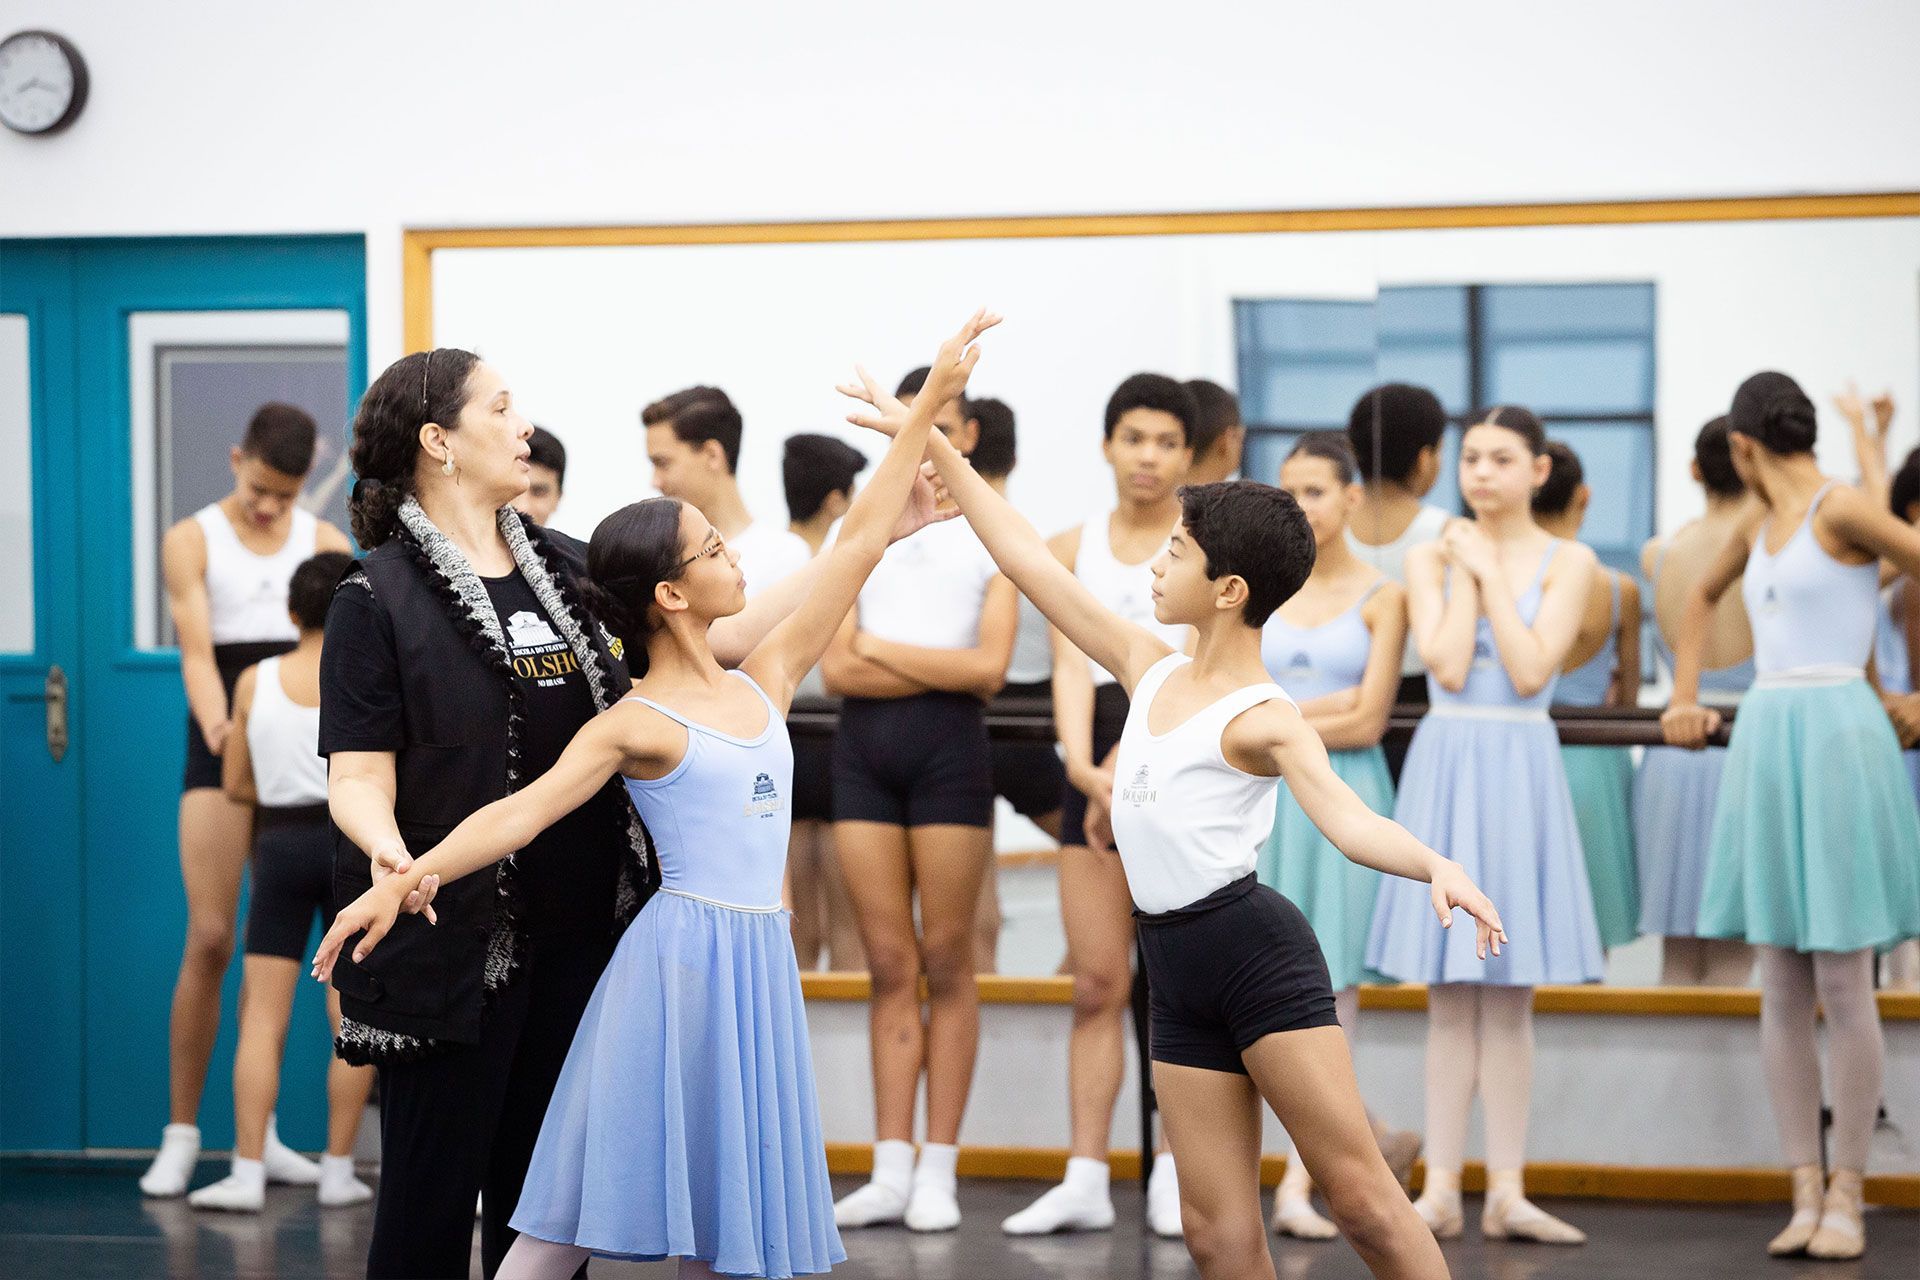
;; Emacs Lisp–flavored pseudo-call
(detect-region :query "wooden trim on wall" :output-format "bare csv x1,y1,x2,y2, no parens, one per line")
398,191,1920,353
821,1143,1920,1208
798,973,1920,1020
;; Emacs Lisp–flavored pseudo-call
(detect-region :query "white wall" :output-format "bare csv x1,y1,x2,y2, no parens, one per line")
429,218,1920,544
3,0,1918,366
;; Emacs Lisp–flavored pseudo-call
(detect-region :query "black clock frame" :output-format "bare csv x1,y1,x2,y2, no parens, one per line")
0,29,89,136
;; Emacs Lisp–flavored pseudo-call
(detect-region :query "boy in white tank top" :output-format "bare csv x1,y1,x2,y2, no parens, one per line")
853,365,1504,1279
142,403,351,1198
190,552,374,1213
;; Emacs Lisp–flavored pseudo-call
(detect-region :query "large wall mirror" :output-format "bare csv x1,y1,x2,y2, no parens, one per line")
408,195,1920,996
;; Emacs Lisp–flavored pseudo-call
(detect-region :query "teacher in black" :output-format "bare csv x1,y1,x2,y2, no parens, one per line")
321,348,887,1279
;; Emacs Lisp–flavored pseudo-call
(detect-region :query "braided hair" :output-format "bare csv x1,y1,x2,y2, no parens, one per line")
348,348,482,547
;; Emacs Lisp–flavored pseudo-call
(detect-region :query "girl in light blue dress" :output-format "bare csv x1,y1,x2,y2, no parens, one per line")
1531,441,1641,952
1662,371,1920,1262
1257,434,1420,1238
1366,406,1603,1245
1634,416,1757,984
314,314,1000,1279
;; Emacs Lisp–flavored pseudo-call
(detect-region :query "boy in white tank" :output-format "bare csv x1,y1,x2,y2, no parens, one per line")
846,364,1504,1280
143,403,351,1197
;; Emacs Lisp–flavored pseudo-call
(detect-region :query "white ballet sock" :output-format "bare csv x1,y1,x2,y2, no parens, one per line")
187,1157,265,1212
317,1153,373,1207
262,1114,321,1186
905,1143,961,1232
1272,1158,1337,1239
1147,1151,1182,1238
139,1123,202,1198
1001,1157,1115,1235
833,1140,914,1228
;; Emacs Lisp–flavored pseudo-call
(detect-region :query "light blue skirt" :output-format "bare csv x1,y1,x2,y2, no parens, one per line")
510,891,845,1279
1634,745,1727,937
1367,713,1605,986
1698,680,1920,953
1255,746,1391,991
1562,746,1640,951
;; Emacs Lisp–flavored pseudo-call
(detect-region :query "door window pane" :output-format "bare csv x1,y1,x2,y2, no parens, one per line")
0,315,32,653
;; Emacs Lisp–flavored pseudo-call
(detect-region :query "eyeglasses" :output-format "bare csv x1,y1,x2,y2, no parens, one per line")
675,534,726,572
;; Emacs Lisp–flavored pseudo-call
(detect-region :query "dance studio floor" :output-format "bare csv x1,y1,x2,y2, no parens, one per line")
2,1158,1913,1279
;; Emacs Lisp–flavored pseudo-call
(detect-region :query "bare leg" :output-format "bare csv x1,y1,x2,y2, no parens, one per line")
495,1234,590,1280
817,823,865,970
1242,1028,1450,1279
973,854,1003,974
229,956,299,1159
1058,843,1136,1161
834,821,922,1143
1153,1061,1273,1280
323,990,375,1157
1703,938,1756,986
167,789,253,1124
906,823,993,1146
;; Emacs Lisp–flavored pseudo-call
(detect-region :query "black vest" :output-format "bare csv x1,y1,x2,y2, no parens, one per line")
329,524,650,1048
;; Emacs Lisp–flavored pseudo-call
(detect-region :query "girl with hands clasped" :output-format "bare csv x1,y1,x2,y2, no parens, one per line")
316,312,1000,1280
843,368,1503,1280
1365,406,1604,1246
1661,372,1920,1262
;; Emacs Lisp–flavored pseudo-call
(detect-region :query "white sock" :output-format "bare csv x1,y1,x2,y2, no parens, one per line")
1147,1152,1182,1238
262,1115,321,1185
1001,1157,1114,1235
316,1152,372,1207
1062,1156,1109,1196
187,1157,265,1211
139,1124,202,1197
874,1139,916,1192
913,1142,959,1191
834,1140,915,1228
1149,1150,1176,1189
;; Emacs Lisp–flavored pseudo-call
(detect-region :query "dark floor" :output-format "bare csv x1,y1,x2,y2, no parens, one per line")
2,1158,1914,1279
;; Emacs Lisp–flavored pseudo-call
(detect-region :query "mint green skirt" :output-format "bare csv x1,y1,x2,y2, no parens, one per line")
1255,746,1392,990
1698,679,1920,952
1562,746,1641,951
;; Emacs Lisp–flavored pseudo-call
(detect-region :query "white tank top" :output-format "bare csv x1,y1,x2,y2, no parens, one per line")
246,656,328,806
194,504,318,645
1345,503,1450,676
1004,595,1054,685
1108,653,1295,913
856,517,999,649
1075,510,1188,687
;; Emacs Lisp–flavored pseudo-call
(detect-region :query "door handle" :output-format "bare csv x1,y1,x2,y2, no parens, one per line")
5,665,68,762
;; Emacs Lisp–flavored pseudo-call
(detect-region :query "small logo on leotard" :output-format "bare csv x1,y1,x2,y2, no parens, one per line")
1759,585,1780,616
745,771,784,819
1119,764,1157,806
1472,636,1496,667
1288,650,1313,673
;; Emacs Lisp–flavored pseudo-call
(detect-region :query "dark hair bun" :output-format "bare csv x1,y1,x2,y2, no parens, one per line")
575,575,644,659
1730,371,1817,455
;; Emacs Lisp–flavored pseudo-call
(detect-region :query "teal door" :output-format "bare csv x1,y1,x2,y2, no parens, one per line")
0,236,366,1152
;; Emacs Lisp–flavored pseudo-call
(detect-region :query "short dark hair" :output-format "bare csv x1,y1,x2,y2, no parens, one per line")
1471,404,1548,454
1694,416,1744,498
895,366,971,419
967,398,1016,479
1345,383,1447,483
288,551,356,631
243,402,318,477
1286,432,1357,486
1531,440,1585,517
1184,379,1241,459
782,433,867,522
1104,373,1196,444
1177,480,1316,626
1730,370,1817,455
642,386,741,472
527,425,566,488
1891,447,1920,521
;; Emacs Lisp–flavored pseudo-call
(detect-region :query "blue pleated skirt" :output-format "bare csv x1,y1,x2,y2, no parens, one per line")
510,890,845,1278
1367,712,1605,985
1255,746,1391,990
1562,746,1640,951
1697,680,1920,953
1634,745,1727,937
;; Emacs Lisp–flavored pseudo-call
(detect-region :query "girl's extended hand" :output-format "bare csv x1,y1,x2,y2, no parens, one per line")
1429,859,1508,960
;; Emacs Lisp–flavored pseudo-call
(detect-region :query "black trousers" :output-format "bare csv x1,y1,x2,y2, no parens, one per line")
367,932,614,1280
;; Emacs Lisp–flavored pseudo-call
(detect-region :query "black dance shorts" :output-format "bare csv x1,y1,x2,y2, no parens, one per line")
244,805,336,960
1135,873,1339,1074
989,679,1066,821
182,639,295,792
1059,682,1131,847
790,729,835,824
832,691,994,829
